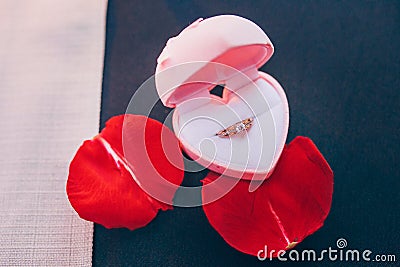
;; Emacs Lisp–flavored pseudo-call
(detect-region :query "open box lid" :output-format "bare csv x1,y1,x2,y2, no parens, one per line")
155,15,274,108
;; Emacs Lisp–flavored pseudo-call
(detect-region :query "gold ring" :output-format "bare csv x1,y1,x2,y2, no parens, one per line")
216,118,253,138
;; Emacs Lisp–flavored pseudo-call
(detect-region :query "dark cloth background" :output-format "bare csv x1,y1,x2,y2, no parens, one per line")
96,1,399,266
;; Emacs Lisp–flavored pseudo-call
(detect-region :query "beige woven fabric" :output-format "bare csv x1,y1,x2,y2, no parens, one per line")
0,1,106,266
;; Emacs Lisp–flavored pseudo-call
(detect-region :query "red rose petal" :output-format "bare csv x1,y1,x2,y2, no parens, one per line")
121,115,186,207
67,115,184,230
202,136,333,257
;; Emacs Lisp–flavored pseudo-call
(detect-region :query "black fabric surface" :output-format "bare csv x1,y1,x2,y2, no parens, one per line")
95,1,399,266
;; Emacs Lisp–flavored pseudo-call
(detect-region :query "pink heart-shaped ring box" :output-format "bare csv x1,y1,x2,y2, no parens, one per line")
155,15,289,180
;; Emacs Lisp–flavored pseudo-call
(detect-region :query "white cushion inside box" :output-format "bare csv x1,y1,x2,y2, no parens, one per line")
174,75,286,173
